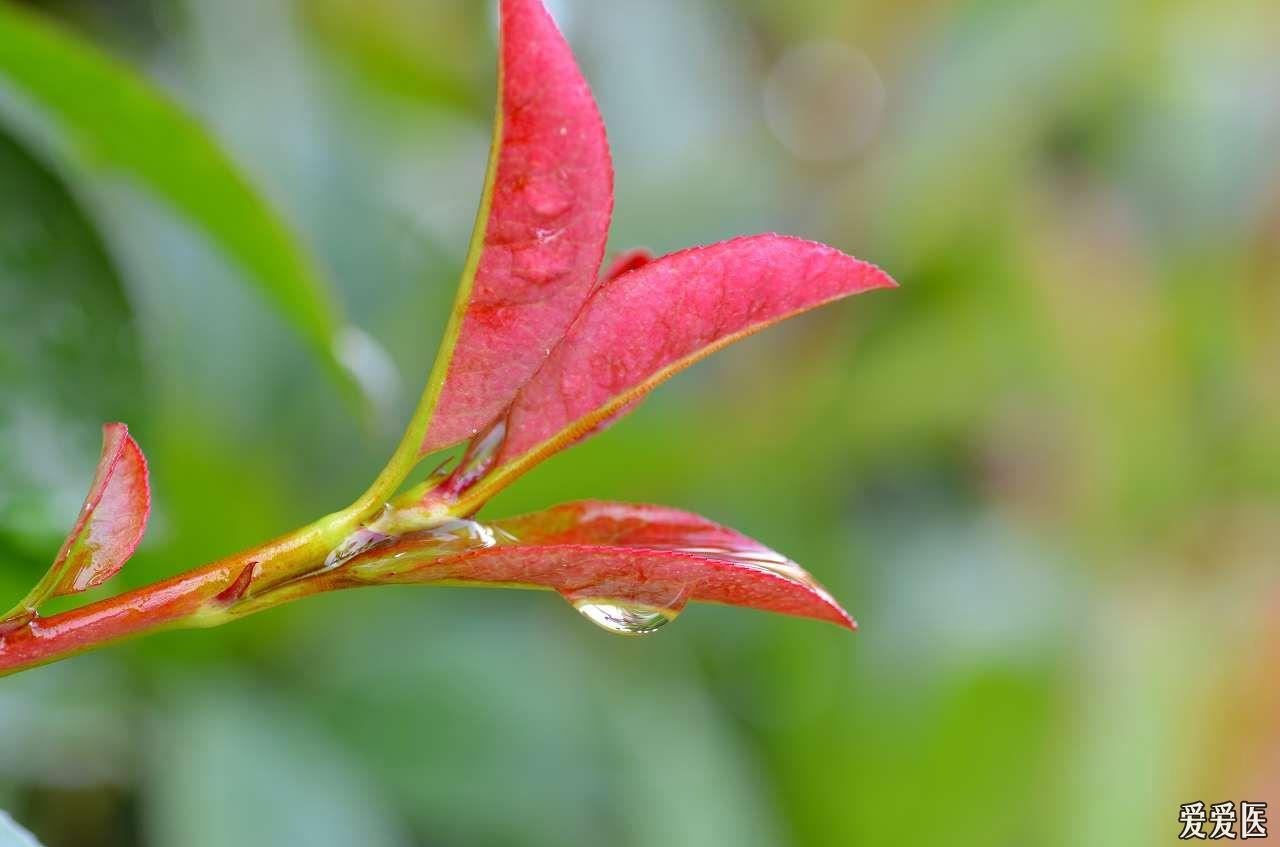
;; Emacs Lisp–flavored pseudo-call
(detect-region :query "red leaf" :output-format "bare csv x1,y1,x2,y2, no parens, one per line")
422,0,613,453
48,423,150,599
599,247,653,284
466,235,894,494
348,501,854,630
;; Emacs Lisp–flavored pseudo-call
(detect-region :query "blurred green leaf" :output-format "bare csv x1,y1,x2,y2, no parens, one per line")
0,129,143,583
0,2,352,394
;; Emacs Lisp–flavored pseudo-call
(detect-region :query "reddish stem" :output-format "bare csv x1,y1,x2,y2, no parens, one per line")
0,521,340,676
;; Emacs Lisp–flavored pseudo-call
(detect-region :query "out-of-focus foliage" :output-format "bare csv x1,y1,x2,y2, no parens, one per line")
0,2,355,397
0,0,1277,845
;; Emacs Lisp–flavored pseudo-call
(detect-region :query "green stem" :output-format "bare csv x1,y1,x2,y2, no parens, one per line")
349,84,501,517
1,566,60,623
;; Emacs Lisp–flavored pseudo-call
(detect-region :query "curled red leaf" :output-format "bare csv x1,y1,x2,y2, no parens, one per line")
14,423,152,616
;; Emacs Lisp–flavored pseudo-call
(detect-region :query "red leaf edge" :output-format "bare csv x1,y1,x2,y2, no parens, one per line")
421,0,615,453
49,422,151,596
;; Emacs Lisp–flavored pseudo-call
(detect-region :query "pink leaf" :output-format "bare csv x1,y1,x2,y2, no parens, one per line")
466,235,894,494
47,423,150,600
347,501,854,630
599,247,654,284
422,0,613,453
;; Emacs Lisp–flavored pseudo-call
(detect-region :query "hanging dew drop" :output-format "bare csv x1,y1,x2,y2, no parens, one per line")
565,583,691,637
571,601,677,636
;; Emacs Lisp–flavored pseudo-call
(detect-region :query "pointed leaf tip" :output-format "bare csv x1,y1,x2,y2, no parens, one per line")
421,0,614,453
8,423,151,617
466,235,895,496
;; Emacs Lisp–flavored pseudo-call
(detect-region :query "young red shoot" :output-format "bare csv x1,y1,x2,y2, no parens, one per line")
0,0,895,674
2,423,150,624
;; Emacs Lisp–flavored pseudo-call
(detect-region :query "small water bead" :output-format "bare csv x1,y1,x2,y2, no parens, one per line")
347,517,513,581
566,583,690,637
572,601,677,636
416,518,510,555
323,527,392,570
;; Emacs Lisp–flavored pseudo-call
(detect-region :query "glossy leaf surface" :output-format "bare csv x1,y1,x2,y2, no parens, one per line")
421,0,613,452
349,501,853,629
475,235,895,495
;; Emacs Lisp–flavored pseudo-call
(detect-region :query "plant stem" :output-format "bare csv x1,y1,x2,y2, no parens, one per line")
0,116,509,675
0,502,370,676
348,84,503,519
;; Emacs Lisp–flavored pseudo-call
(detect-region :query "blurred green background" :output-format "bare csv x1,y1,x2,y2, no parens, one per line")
2,0,1279,844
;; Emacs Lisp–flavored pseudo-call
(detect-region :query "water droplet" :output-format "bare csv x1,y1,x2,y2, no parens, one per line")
324,527,392,570
416,518,509,554
347,516,514,581
564,583,689,637
572,601,676,636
